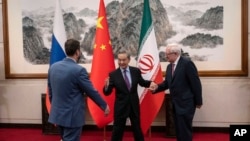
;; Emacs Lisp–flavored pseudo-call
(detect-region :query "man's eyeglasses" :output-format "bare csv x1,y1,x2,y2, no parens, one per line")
166,52,176,56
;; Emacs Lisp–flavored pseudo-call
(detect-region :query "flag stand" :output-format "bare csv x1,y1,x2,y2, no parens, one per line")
103,126,106,141
148,127,152,141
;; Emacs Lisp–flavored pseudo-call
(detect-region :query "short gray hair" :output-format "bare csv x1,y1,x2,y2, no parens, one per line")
167,43,181,55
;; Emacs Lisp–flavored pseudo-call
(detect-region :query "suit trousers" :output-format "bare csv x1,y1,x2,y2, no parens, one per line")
111,108,144,141
58,126,82,141
173,105,195,141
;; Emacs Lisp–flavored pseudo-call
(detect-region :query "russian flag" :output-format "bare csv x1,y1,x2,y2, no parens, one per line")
46,0,67,113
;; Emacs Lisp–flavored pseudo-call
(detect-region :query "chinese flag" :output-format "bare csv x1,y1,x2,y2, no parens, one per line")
87,0,115,128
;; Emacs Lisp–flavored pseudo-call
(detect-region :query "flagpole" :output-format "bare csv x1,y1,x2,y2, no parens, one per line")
148,126,152,141
103,126,106,141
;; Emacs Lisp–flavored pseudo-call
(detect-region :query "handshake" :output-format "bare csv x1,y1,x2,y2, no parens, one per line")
149,81,158,91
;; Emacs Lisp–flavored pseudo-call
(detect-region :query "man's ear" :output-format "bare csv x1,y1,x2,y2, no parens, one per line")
75,49,80,56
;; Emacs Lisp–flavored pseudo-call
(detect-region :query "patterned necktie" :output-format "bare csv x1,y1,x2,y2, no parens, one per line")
171,63,175,76
123,69,131,90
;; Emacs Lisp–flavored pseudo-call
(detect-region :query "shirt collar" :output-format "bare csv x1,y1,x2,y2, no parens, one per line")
173,55,180,65
120,67,130,72
67,57,76,62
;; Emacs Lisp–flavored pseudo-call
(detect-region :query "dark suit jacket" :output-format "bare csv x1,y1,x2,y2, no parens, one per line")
155,56,202,115
103,66,151,118
48,58,107,127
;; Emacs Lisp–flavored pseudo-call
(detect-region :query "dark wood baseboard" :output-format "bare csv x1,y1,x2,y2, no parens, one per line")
0,123,229,133
193,127,229,133
0,123,42,128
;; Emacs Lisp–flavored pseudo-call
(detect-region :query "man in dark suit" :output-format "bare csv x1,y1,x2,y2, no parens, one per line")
103,50,155,141
48,39,110,141
151,43,203,141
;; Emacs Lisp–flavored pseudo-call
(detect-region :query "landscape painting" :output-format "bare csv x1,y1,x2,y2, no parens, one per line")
3,0,248,78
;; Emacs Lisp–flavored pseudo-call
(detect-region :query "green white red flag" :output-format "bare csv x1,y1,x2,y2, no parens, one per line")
137,0,165,134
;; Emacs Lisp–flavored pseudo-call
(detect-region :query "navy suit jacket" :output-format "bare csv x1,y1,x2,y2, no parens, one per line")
48,58,107,127
103,66,151,118
155,56,202,115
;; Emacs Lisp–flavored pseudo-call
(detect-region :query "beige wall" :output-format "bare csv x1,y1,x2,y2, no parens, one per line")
0,1,250,126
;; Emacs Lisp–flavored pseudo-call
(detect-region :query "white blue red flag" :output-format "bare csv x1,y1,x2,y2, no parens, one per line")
46,0,67,113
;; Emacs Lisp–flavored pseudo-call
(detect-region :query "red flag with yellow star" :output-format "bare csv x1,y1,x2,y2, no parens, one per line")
87,0,115,128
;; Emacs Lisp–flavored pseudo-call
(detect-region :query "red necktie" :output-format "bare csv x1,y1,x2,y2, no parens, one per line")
123,69,131,90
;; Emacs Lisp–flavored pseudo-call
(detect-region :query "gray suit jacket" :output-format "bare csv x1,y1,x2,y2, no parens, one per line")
48,58,107,127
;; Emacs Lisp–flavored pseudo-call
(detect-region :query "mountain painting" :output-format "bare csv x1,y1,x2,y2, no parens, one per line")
21,0,223,65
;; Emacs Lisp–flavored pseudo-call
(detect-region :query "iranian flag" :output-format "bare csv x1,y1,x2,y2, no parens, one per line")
137,0,165,134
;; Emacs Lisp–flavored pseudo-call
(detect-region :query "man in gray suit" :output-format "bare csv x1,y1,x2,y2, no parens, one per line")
48,39,110,141
151,43,202,141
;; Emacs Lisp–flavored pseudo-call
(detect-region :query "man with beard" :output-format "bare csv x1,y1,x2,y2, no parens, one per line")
48,39,110,141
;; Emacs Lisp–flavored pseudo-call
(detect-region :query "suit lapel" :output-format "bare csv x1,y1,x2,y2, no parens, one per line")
166,64,172,83
127,67,133,91
171,57,183,81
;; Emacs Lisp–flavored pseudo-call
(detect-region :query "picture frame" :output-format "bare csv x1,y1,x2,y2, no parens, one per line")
2,0,248,78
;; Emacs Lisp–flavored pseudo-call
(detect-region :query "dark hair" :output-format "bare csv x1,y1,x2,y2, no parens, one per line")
64,39,80,56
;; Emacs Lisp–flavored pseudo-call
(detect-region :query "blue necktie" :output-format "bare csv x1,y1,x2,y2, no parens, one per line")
123,69,130,90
